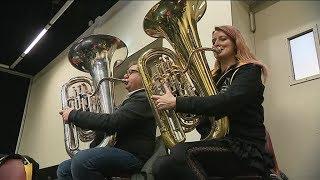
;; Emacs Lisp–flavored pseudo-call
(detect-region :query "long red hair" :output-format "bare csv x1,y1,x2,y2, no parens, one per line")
211,25,268,83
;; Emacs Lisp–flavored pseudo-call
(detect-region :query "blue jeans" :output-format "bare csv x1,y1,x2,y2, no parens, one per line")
57,147,143,180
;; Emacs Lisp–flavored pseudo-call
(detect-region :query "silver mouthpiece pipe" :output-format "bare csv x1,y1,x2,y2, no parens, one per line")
91,77,127,97
104,77,127,82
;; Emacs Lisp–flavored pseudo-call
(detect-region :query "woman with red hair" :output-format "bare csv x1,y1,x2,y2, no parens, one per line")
152,25,274,180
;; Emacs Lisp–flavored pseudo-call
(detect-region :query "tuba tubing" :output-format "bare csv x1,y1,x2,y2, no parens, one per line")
61,76,96,157
138,48,187,148
62,35,128,157
138,0,229,148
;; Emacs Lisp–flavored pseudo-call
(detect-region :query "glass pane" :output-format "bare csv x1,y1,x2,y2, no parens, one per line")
289,31,320,80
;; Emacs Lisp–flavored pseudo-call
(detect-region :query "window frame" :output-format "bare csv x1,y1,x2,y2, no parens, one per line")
287,24,320,86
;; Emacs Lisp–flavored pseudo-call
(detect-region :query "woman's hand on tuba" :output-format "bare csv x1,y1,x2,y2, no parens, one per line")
152,84,176,110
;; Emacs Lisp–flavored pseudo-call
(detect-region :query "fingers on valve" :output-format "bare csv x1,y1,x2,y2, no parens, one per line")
163,83,171,93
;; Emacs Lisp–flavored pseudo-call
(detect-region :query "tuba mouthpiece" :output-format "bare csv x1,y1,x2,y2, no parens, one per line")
212,47,222,54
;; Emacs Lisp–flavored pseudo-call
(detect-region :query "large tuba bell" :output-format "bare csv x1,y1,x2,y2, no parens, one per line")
61,34,128,157
138,0,229,148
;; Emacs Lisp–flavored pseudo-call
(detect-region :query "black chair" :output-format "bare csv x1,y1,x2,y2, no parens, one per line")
0,154,39,180
192,131,285,180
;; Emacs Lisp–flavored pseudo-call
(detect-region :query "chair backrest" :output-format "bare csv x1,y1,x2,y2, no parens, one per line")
0,154,38,180
111,137,167,180
0,158,28,180
131,137,167,180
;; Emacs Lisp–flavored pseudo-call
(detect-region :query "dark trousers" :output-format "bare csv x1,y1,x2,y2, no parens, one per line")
152,139,259,180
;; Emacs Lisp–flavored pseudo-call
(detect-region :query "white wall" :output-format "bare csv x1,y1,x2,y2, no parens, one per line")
93,1,160,57
254,1,320,179
231,1,255,53
18,0,232,168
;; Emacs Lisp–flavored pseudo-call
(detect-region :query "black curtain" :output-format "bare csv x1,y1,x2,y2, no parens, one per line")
0,71,30,154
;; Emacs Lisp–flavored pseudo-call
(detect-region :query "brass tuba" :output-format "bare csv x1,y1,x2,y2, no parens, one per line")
62,35,128,157
138,0,229,148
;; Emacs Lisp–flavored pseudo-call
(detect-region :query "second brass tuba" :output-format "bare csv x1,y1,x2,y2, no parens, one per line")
62,34,128,157
138,0,229,148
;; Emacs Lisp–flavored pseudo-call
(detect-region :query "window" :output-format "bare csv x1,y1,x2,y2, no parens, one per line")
288,25,320,85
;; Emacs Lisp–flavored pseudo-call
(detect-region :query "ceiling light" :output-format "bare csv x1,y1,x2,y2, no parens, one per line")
23,28,48,55
10,0,74,69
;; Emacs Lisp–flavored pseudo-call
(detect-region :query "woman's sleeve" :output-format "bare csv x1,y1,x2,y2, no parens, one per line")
176,64,263,117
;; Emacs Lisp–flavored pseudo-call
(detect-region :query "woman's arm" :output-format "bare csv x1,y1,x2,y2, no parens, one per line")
176,64,264,117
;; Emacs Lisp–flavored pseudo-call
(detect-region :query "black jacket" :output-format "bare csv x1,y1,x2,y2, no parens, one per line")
68,90,156,162
176,63,266,149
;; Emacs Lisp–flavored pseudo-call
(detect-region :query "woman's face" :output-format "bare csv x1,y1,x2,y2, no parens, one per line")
212,30,236,60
